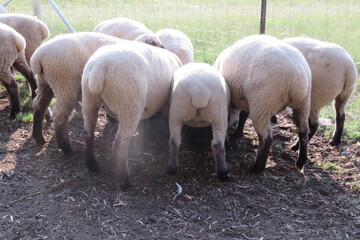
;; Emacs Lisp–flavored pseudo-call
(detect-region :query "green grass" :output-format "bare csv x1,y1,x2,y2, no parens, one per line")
3,0,360,140
315,160,348,174
16,112,33,123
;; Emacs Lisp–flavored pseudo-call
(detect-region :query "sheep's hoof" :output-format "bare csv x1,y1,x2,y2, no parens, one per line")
249,164,265,174
9,113,17,120
45,112,52,122
60,144,73,154
217,171,229,182
34,136,46,145
296,160,306,170
329,139,340,146
290,142,300,151
120,181,131,191
167,165,177,175
86,160,100,172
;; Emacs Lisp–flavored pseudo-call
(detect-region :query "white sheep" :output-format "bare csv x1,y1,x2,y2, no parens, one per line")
0,13,50,97
0,13,50,64
155,28,194,65
0,5,7,13
30,32,125,153
81,42,182,189
93,17,153,41
232,37,358,149
282,37,358,147
168,62,230,181
134,33,164,48
214,34,312,172
0,23,27,118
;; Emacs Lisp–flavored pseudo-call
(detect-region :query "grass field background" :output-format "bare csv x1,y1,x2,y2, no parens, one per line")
3,0,360,141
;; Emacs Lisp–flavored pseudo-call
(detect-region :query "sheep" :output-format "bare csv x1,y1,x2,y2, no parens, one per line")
81,42,182,189
30,32,126,153
0,23,27,118
134,33,164,48
155,28,194,65
232,37,358,149
214,34,312,172
0,13,50,97
167,62,230,181
0,6,7,13
93,17,154,41
282,37,358,147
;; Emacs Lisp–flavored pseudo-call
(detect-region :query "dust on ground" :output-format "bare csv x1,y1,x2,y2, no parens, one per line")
0,91,359,240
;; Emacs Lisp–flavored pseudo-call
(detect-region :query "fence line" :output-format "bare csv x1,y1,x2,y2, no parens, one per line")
2,0,360,64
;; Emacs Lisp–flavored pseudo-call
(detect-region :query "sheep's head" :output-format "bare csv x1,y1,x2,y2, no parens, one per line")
135,34,165,48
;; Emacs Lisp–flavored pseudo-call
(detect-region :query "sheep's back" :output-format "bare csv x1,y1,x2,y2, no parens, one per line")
31,32,124,98
94,17,153,40
215,35,311,112
284,37,357,109
0,13,50,62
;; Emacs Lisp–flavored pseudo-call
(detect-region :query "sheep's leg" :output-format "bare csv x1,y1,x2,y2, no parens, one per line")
32,83,54,144
52,100,76,153
212,121,228,182
82,100,100,172
168,123,183,175
2,77,20,119
113,115,141,190
112,131,131,190
232,110,249,139
330,97,347,146
13,59,37,98
292,108,309,169
250,117,272,173
291,111,319,151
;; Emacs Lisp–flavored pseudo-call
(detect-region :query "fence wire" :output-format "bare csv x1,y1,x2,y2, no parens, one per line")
4,0,360,64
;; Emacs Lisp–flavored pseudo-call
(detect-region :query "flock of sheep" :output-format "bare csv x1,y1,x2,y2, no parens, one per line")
0,7,357,190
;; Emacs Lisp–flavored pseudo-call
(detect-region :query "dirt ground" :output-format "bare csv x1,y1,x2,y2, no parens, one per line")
0,90,359,240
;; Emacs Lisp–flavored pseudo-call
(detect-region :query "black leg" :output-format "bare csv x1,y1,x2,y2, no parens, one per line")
212,141,228,181
232,111,249,139
32,84,53,144
3,78,20,119
250,134,272,173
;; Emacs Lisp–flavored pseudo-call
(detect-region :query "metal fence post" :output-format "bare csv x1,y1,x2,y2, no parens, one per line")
1,0,12,6
260,0,267,34
33,0,42,19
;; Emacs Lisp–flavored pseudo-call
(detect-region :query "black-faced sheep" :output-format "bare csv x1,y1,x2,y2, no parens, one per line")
0,13,50,97
30,32,125,153
214,34,312,172
168,62,229,181
81,42,182,190
93,17,153,41
0,23,27,118
283,37,358,147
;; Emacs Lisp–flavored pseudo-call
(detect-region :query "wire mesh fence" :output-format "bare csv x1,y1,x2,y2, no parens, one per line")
3,0,360,64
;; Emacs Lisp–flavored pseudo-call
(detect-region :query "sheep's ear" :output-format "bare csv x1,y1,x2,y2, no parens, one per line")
146,37,164,48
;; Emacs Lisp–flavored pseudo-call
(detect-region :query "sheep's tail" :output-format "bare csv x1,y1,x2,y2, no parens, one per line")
87,64,106,95
13,31,26,52
189,86,211,109
30,49,43,77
